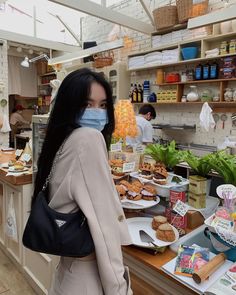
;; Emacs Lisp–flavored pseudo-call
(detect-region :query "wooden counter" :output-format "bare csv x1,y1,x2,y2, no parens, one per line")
123,245,198,295
0,151,32,186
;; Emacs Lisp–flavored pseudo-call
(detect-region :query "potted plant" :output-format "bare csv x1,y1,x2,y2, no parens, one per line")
207,151,236,186
144,141,185,171
183,151,212,196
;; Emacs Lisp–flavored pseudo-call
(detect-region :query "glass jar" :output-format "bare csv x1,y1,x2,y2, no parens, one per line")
224,88,233,102
201,89,213,102
186,69,194,81
233,89,236,102
187,85,199,102
181,72,187,82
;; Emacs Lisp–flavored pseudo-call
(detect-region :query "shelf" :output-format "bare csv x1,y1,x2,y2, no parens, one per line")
38,83,51,86
152,123,196,130
39,72,56,77
151,23,187,36
132,102,236,107
128,53,236,71
157,78,236,86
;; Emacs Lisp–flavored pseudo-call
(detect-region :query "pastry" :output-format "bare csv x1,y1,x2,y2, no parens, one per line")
152,215,168,230
132,180,143,190
139,163,153,180
13,160,25,171
112,166,125,176
127,184,142,201
153,163,168,185
156,223,176,242
115,185,126,200
141,184,157,201
110,159,126,176
119,180,131,192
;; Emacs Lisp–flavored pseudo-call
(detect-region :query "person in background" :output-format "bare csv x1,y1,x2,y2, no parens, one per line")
126,103,156,147
9,104,30,147
32,68,133,295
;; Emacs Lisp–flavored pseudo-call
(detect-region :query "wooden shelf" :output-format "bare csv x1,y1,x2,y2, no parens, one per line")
151,23,187,36
132,102,236,107
39,72,56,77
157,78,236,86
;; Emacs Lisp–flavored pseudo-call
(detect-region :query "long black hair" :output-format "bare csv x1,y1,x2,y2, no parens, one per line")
32,68,115,205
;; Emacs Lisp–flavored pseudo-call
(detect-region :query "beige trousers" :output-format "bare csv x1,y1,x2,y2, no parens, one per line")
49,254,104,295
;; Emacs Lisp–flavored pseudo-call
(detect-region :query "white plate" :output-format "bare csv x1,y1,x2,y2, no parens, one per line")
126,217,179,248
8,167,28,173
130,172,189,198
121,196,160,210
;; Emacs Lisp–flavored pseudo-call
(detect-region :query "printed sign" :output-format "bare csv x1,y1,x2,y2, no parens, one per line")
122,162,136,173
216,184,236,199
173,200,190,217
21,153,31,162
213,217,233,232
110,143,122,152
15,149,23,157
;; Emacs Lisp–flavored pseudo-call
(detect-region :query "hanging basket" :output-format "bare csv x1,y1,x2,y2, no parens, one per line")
93,51,114,68
176,0,209,24
152,2,178,30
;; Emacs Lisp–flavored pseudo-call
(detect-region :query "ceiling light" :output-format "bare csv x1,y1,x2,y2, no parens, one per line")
21,54,49,68
28,49,34,54
16,46,22,52
48,39,124,65
21,56,29,67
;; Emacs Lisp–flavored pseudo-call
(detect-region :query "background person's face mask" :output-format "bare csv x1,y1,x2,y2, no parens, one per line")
78,108,108,131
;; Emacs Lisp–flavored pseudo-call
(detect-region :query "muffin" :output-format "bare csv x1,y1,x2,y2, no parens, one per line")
127,183,142,201
139,163,153,180
153,163,168,185
115,185,126,200
152,216,168,230
156,223,176,242
141,184,157,201
110,159,125,176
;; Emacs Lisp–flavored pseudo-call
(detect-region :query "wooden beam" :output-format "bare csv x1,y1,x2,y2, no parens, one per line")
49,0,155,35
0,29,79,52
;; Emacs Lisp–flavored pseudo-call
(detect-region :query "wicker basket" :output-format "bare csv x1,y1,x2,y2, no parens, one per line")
153,4,178,30
176,0,209,23
93,51,114,68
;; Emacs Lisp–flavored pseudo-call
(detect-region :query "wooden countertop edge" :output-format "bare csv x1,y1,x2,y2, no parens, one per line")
0,168,32,186
122,245,199,294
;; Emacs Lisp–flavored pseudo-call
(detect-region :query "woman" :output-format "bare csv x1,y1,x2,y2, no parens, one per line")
33,68,133,295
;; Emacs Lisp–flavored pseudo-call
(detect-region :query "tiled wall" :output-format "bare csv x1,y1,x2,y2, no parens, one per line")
0,40,8,147
82,0,236,147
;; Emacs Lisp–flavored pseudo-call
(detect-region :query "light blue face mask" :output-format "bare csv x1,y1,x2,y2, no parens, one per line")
77,108,108,131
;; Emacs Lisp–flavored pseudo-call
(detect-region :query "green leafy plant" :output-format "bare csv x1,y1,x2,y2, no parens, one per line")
144,141,185,170
207,151,236,185
183,151,212,177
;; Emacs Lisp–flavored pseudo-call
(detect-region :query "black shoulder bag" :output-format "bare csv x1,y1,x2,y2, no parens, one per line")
22,141,95,257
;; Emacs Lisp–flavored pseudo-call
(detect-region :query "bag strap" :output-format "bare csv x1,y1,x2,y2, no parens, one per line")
42,138,67,191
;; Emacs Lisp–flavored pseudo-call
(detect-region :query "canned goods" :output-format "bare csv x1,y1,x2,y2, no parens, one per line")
170,211,187,229
229,39,236,54
220,41,229,55
170,186,187,208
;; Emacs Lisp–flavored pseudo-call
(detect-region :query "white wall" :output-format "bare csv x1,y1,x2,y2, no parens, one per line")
0,40,9,147
82,0,236,147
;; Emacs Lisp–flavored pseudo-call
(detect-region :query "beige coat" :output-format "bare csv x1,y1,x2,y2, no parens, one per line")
49,127,133,295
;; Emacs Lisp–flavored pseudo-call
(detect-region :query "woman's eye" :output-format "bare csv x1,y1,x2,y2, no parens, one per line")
100,103,107,109
86,103,92,108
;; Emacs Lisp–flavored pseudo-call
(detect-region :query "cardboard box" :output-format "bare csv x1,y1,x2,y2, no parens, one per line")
189,175,207,195
187,210,204,229
188,192,206,209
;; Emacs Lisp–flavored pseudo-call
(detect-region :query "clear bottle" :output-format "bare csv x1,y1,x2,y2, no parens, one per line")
129,83,134,101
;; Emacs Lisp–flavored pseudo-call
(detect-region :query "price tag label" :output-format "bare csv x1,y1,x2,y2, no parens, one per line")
173,200,189,217
216,184,236,199
110,143,122,152
214,217,233,231
22,153,31,162
122,162,135,173
15,149,23,157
